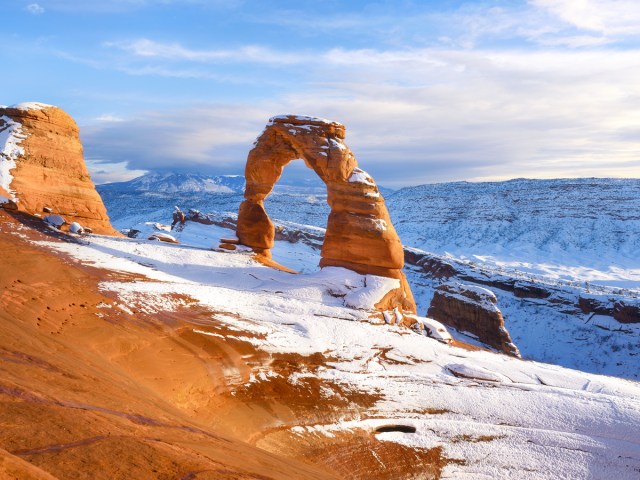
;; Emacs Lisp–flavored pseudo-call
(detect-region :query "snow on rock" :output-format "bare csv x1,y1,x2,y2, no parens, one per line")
69,222,84,234
387,178,640,288
148,232,179,244
329,138,347,151
10,102,55,111
439,282,498,311
268,114,342,126
43,215,66,229
348,167,376,187
0,115,27,202
319,267,401,310
417,316,453,344
446,363,510,382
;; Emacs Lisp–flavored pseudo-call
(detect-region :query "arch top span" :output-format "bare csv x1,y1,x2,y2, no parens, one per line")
237,114,416,314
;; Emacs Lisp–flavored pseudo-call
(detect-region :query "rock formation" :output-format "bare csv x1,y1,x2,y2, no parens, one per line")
427,283,520,357
579,296,640,324
0,102,116,234
236,114,415,314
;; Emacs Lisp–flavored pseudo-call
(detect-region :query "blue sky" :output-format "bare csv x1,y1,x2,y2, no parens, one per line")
3,0,640,186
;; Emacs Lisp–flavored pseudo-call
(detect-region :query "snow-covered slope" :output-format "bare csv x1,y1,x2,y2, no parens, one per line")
387,178,640,288
29,221,640,480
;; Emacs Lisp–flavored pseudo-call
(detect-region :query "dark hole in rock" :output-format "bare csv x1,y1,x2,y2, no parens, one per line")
375,424,416,434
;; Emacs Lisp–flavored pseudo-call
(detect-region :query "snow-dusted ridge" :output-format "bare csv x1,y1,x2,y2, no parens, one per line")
27,220,640,479
269,114,343,126
98,171,246,194
9,102,54,111
387,177,640,287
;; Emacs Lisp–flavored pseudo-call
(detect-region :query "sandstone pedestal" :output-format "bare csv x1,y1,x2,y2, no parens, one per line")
0,103,117,235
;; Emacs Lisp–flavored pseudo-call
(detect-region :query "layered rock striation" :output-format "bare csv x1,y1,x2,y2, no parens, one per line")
236,115,415,314
0,102,116,234
427,283,520,357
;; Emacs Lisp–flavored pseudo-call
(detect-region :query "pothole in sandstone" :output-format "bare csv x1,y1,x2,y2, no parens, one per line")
374,424,417,434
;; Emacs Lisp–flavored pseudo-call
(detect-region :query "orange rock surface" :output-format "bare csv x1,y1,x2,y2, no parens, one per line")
237,115,416,314
0,210,446,479
0,103,116,235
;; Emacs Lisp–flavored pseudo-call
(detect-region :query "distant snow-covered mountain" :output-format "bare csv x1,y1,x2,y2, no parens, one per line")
97,170,395,197
98,172,246,194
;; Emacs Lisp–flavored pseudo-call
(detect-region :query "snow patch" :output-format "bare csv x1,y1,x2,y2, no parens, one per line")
348,168,376,187
10,102,54,111
0,115,27,202
329,138,346,151
269,114,342,126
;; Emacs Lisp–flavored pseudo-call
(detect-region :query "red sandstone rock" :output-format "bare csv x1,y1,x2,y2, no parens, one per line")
0,103,117,235
427,283,520,357
613,302,640,324
236,114,415,314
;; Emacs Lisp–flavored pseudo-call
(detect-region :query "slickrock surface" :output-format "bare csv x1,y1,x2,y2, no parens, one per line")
427,283,520,357
0,210,445,480
0,103,116,234
237,115,415,314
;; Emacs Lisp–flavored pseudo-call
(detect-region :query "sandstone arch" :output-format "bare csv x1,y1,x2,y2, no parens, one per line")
237,115,416,314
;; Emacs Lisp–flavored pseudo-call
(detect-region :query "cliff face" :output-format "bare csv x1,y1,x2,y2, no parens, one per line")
237,114,416,315
427,283,520,357
0,103,116,235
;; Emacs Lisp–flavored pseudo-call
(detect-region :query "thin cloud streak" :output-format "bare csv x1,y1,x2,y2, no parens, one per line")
29,0,240,14
105,39,312,65
26,3,45,15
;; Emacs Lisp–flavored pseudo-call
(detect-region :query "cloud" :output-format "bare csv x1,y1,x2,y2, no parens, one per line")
80,43,640,187
531,0,640,36
95,114,125,123
81,104,273,177
83,42,640,186
85,160,147,185
26,3,45,14
43,1,638,186
105,38,311,65
28,0,240,14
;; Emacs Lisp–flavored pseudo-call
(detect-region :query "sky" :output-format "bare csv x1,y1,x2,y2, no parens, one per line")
2,0,640,187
